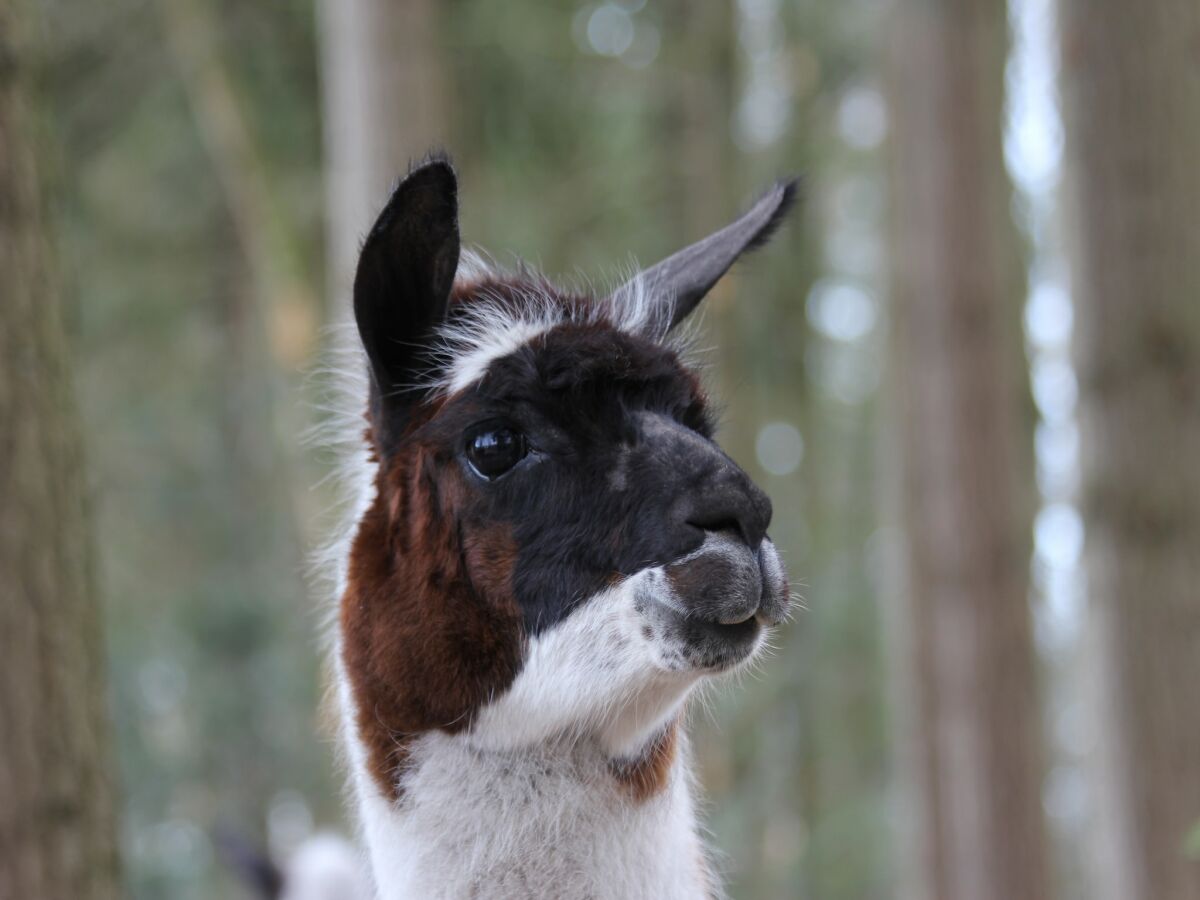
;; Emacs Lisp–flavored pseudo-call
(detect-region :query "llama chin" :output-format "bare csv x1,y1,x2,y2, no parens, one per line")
329,153,796,899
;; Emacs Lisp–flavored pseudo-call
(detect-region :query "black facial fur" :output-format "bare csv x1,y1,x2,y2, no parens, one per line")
354,157,794,636
412,312,773,636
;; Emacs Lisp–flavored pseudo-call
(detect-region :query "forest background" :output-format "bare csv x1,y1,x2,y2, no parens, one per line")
2,0,1197,899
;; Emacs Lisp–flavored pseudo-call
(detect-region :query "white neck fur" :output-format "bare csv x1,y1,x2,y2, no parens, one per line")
340,712,712,899
334,574,721,900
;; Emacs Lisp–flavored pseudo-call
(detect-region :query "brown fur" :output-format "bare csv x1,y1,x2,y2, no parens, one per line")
341,433,524,800
611,717,681,803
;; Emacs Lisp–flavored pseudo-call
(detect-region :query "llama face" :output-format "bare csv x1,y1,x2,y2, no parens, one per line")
342,157,795,796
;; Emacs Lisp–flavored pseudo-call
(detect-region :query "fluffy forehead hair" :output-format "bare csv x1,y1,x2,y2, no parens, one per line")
421,251,675,399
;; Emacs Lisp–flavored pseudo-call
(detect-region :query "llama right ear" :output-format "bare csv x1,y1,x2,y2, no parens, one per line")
614,179,797,335
354,159,460,444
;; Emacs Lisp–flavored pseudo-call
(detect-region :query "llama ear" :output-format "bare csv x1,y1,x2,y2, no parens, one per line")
354,158,460,442
618,179,798,334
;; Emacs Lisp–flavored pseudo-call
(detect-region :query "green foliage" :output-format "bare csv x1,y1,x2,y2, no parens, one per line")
1185,820,1200,860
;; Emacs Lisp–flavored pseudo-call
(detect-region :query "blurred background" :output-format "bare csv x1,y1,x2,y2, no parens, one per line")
2,0,1197,899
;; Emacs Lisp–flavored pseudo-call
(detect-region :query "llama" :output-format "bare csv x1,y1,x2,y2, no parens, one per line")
329,156,796,899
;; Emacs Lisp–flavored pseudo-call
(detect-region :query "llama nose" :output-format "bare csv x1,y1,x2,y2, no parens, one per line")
684,473,773,550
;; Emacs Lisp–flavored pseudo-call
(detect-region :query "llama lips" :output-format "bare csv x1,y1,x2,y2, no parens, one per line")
652,533,791,669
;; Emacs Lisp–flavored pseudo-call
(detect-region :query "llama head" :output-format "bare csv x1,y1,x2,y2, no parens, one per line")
342,156,795,799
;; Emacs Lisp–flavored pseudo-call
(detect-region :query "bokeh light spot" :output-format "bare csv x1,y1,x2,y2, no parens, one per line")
756,421,805,476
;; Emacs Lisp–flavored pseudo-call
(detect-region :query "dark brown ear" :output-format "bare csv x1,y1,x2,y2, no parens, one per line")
354,156,460,451
616,179,798,334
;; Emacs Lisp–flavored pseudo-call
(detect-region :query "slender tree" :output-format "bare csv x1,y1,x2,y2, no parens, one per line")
159,0,320,369
884,1,1050,899
0,1,122,897
316,0,449,303
1059,2,1200,898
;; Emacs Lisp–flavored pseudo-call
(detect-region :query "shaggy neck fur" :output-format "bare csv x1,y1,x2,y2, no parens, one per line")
333,471,720,898
338,682,713,900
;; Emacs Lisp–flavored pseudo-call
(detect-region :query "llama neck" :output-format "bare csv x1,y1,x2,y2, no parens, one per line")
343,715,714,900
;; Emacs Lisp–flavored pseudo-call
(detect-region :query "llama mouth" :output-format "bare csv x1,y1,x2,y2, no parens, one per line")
693,613,763,647
641,594,768,671
675,611,765,670
715,607,757,626
642,535,789,671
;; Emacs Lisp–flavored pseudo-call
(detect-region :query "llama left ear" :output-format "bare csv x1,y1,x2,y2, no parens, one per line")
354,157,460,447
617,179,798,333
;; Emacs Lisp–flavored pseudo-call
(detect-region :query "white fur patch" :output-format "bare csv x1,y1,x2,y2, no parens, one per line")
429,286,566,396
304,322,379,644
426,253,671,397
469,571,698,758
352,728,709,900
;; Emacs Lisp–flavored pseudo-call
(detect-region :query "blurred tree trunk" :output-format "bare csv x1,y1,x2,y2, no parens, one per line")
1059,2,1200,899
317,0,448,305
0,2,122,898
884,2,1050,900
160,0,320,369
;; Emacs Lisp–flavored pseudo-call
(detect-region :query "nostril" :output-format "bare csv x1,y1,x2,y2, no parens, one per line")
679,480,771,549
686,517,742,539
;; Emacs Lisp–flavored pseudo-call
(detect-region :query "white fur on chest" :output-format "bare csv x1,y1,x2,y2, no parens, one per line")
336,579,716,899
351,731,708,900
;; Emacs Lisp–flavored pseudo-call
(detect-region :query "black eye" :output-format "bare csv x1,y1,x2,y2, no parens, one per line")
465,426,528,480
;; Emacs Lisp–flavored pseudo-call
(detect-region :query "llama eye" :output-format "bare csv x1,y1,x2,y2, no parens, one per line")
465,426,528,480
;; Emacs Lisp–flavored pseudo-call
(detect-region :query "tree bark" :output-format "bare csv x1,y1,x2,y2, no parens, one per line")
316,0,449,306
1059,2,1200,899
0,2,122,898
884,2,1051,899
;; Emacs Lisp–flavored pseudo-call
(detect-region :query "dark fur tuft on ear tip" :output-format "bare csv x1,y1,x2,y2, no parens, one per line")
364,153,458,248
742,178,801,254
414,147,455,169
401,148,457,187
